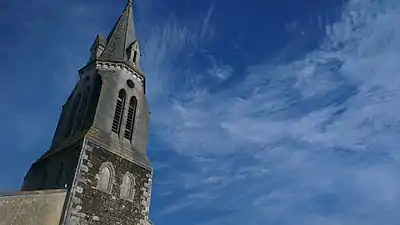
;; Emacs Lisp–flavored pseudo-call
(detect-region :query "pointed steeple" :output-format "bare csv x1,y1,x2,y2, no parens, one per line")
88,34,106,63
91,34,106,50
99,0,137,63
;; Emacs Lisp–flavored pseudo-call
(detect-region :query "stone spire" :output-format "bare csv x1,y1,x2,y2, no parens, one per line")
99,0,137,63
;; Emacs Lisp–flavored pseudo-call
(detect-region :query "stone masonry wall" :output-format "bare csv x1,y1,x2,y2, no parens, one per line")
65,139,152,225
0,189,67,225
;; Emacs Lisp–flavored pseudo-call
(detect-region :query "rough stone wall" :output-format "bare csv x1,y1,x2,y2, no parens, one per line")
0,189,67,225
65,140,152,225
85,126,150,168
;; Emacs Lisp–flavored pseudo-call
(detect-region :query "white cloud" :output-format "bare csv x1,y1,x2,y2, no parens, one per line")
206,55,233,80
143,0,400,224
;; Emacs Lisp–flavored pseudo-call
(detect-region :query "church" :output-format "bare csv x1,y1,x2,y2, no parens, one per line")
0,1,153,224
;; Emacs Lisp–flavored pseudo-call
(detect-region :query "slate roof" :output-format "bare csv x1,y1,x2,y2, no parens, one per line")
99,0,136,63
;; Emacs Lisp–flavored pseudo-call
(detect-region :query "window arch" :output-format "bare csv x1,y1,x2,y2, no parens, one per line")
112,89,126,135
133,51,138,63
65,93,81,137
120,172,135,201
97,162,115,192
124,97,137,140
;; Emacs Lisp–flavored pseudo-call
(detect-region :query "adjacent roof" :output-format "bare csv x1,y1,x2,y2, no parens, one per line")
90,34,106,50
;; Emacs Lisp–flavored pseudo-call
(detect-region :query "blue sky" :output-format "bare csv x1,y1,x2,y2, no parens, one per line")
2,0,400,224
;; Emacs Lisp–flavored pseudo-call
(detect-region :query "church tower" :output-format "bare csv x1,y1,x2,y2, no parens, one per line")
20,1,153,224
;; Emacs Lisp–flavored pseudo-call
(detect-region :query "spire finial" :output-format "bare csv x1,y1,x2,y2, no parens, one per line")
128,0,133,5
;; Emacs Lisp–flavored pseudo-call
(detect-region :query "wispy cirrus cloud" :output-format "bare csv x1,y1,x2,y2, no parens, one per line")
141,0,400,224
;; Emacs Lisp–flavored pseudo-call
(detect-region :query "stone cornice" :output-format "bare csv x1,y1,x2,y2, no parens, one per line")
95,62,144,85
78,60,146,93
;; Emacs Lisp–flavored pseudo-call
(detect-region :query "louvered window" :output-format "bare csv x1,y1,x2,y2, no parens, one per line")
133,51,138,63
112,89,126,134
124,97,137,140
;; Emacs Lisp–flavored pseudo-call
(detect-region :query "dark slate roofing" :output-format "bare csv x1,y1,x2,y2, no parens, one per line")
99,0,136,62
91,34,106,49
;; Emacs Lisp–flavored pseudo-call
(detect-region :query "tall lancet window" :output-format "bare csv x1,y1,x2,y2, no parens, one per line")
97,162,114,193
112,89,126,135
124,97,137,140
65,93,81,137
133,51,138,63
120,172,135,201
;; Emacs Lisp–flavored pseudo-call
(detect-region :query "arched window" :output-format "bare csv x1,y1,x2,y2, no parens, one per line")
97,162,114,192
124,97,137,140
65,93,81,137
133,51,138,63
120,172,135,201
112,89,126,135
76,87,90,131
